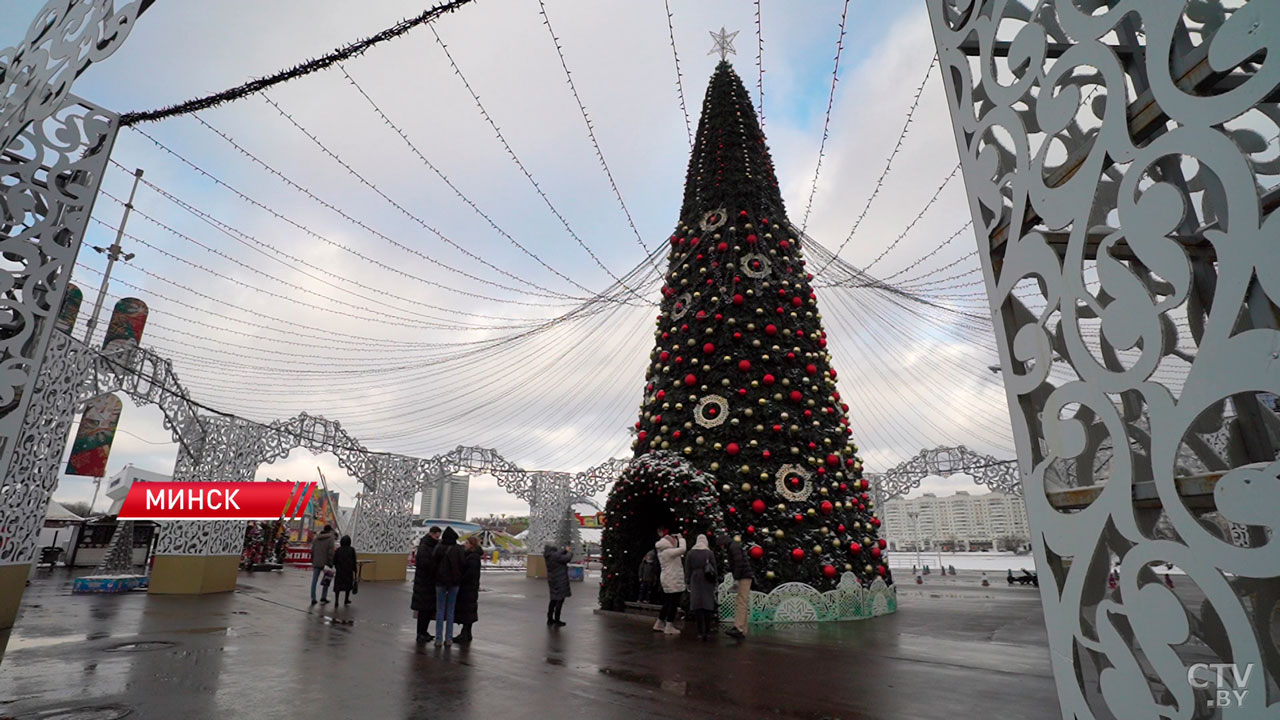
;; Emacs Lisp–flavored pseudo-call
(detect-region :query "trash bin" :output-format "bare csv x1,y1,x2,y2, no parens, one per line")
567,564,585,582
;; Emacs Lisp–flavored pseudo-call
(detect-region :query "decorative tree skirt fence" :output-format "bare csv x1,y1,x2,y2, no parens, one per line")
717,573,896,624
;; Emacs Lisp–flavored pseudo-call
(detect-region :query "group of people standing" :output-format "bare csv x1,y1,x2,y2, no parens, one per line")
309,525,358,606
640,528,754,640
411,526,483,647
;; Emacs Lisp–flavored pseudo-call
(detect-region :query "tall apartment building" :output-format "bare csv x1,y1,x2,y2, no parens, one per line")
880,490,1030,552
418,474,470,521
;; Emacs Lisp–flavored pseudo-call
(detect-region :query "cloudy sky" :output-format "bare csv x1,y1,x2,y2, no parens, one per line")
7,0,1019,516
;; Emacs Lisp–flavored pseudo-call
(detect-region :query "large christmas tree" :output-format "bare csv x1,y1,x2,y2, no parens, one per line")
599,59,890,610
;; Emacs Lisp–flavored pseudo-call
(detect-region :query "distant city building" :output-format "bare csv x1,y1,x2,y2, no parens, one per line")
103,465,171,515
418,474,469,521
880,490,1030,552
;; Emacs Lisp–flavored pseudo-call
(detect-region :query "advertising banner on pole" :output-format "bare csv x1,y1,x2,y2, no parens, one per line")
55,283,82,335
103,297,148,348
64,393,122,477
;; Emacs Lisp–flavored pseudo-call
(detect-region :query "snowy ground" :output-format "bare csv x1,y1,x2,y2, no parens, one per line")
887,551,1038,573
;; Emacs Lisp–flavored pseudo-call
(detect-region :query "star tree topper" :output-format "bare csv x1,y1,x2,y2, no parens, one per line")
708,27,739,62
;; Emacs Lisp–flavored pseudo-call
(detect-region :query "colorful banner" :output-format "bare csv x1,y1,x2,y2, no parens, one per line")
118,481,317,520
102,297,148,349
575,512,605,528
55,283,82,335
64,393,122,477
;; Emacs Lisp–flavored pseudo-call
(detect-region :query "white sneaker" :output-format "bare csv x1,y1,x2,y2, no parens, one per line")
653,620,666,632
663,624,681,635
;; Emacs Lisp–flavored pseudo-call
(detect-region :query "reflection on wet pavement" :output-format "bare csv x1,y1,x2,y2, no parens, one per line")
1,568,1057,719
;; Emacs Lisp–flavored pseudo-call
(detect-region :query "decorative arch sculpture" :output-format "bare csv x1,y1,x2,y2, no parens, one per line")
865,446,1021,508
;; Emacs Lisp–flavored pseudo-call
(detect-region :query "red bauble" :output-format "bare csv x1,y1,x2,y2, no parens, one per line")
822,564,837,579
762,449,771,459
806,364,818,375
877,538,887,549
820,501,833,515
826,454,840,467
793,514,804,524
790,390,803,403
732,293,745,305
659,351,670,362
656,390,666,400
871,547,882,559
765,324,778,336
717,241,729,252
746,234,759,244
684,373,698,386
772,424,783,433
726,443,740,456
871,517,882,528
636,431,647,443
703,343,715,354
877,565,888,577
837,524,846,533
751,499,766,514
749,545,764,560
762,374,776,386
746,525,755,534
849,542,862,554
791,548,805,561
791,296,803,307
738,360,751,372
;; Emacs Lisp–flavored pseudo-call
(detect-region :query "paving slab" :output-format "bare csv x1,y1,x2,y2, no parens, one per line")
0,567,1058,719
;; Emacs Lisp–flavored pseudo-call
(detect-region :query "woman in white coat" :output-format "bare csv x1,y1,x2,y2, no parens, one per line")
653,533,686,635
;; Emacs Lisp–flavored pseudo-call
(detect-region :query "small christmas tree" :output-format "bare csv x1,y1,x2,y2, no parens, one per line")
600,58,890,610
94,520,136,575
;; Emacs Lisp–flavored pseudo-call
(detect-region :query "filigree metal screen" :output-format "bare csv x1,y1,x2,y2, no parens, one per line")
928,1,1280,716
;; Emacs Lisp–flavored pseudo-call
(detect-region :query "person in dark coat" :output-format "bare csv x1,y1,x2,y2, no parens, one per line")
431,527,466,647
332,535,358,606
309,525,337,605
638,548,658,603
454,535,483,643
717,532,754,639
544,544,573,627
411,526,442,644
684,533,718,640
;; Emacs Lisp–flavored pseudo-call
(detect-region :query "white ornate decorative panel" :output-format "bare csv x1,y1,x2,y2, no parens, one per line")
928,1,1280,716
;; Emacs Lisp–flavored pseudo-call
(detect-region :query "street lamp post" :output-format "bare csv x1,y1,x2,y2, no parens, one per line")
907,509,922,572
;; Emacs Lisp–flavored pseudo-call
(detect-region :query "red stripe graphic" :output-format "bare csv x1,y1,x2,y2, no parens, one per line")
118,482,302,520
293,483,316,520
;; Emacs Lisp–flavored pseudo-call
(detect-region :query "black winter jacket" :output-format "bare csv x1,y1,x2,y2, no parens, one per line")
432,528,466,587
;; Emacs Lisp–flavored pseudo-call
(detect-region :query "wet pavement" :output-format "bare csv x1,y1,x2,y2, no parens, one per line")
0,567,1057,719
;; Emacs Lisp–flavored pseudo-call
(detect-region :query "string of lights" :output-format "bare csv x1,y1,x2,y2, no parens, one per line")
128,127,582,307
259,92,591,301
814,55,938,277
534,0,656,270
429,23,649,302
661,0,693,149
798,0,850,233
335,63,623,304
107,169,569,323
754,0,766,129
118,0,477,126
859,161,962,273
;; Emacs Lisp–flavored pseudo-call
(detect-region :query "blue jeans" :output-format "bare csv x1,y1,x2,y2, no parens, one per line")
435,585,459,641
311,567,328,602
